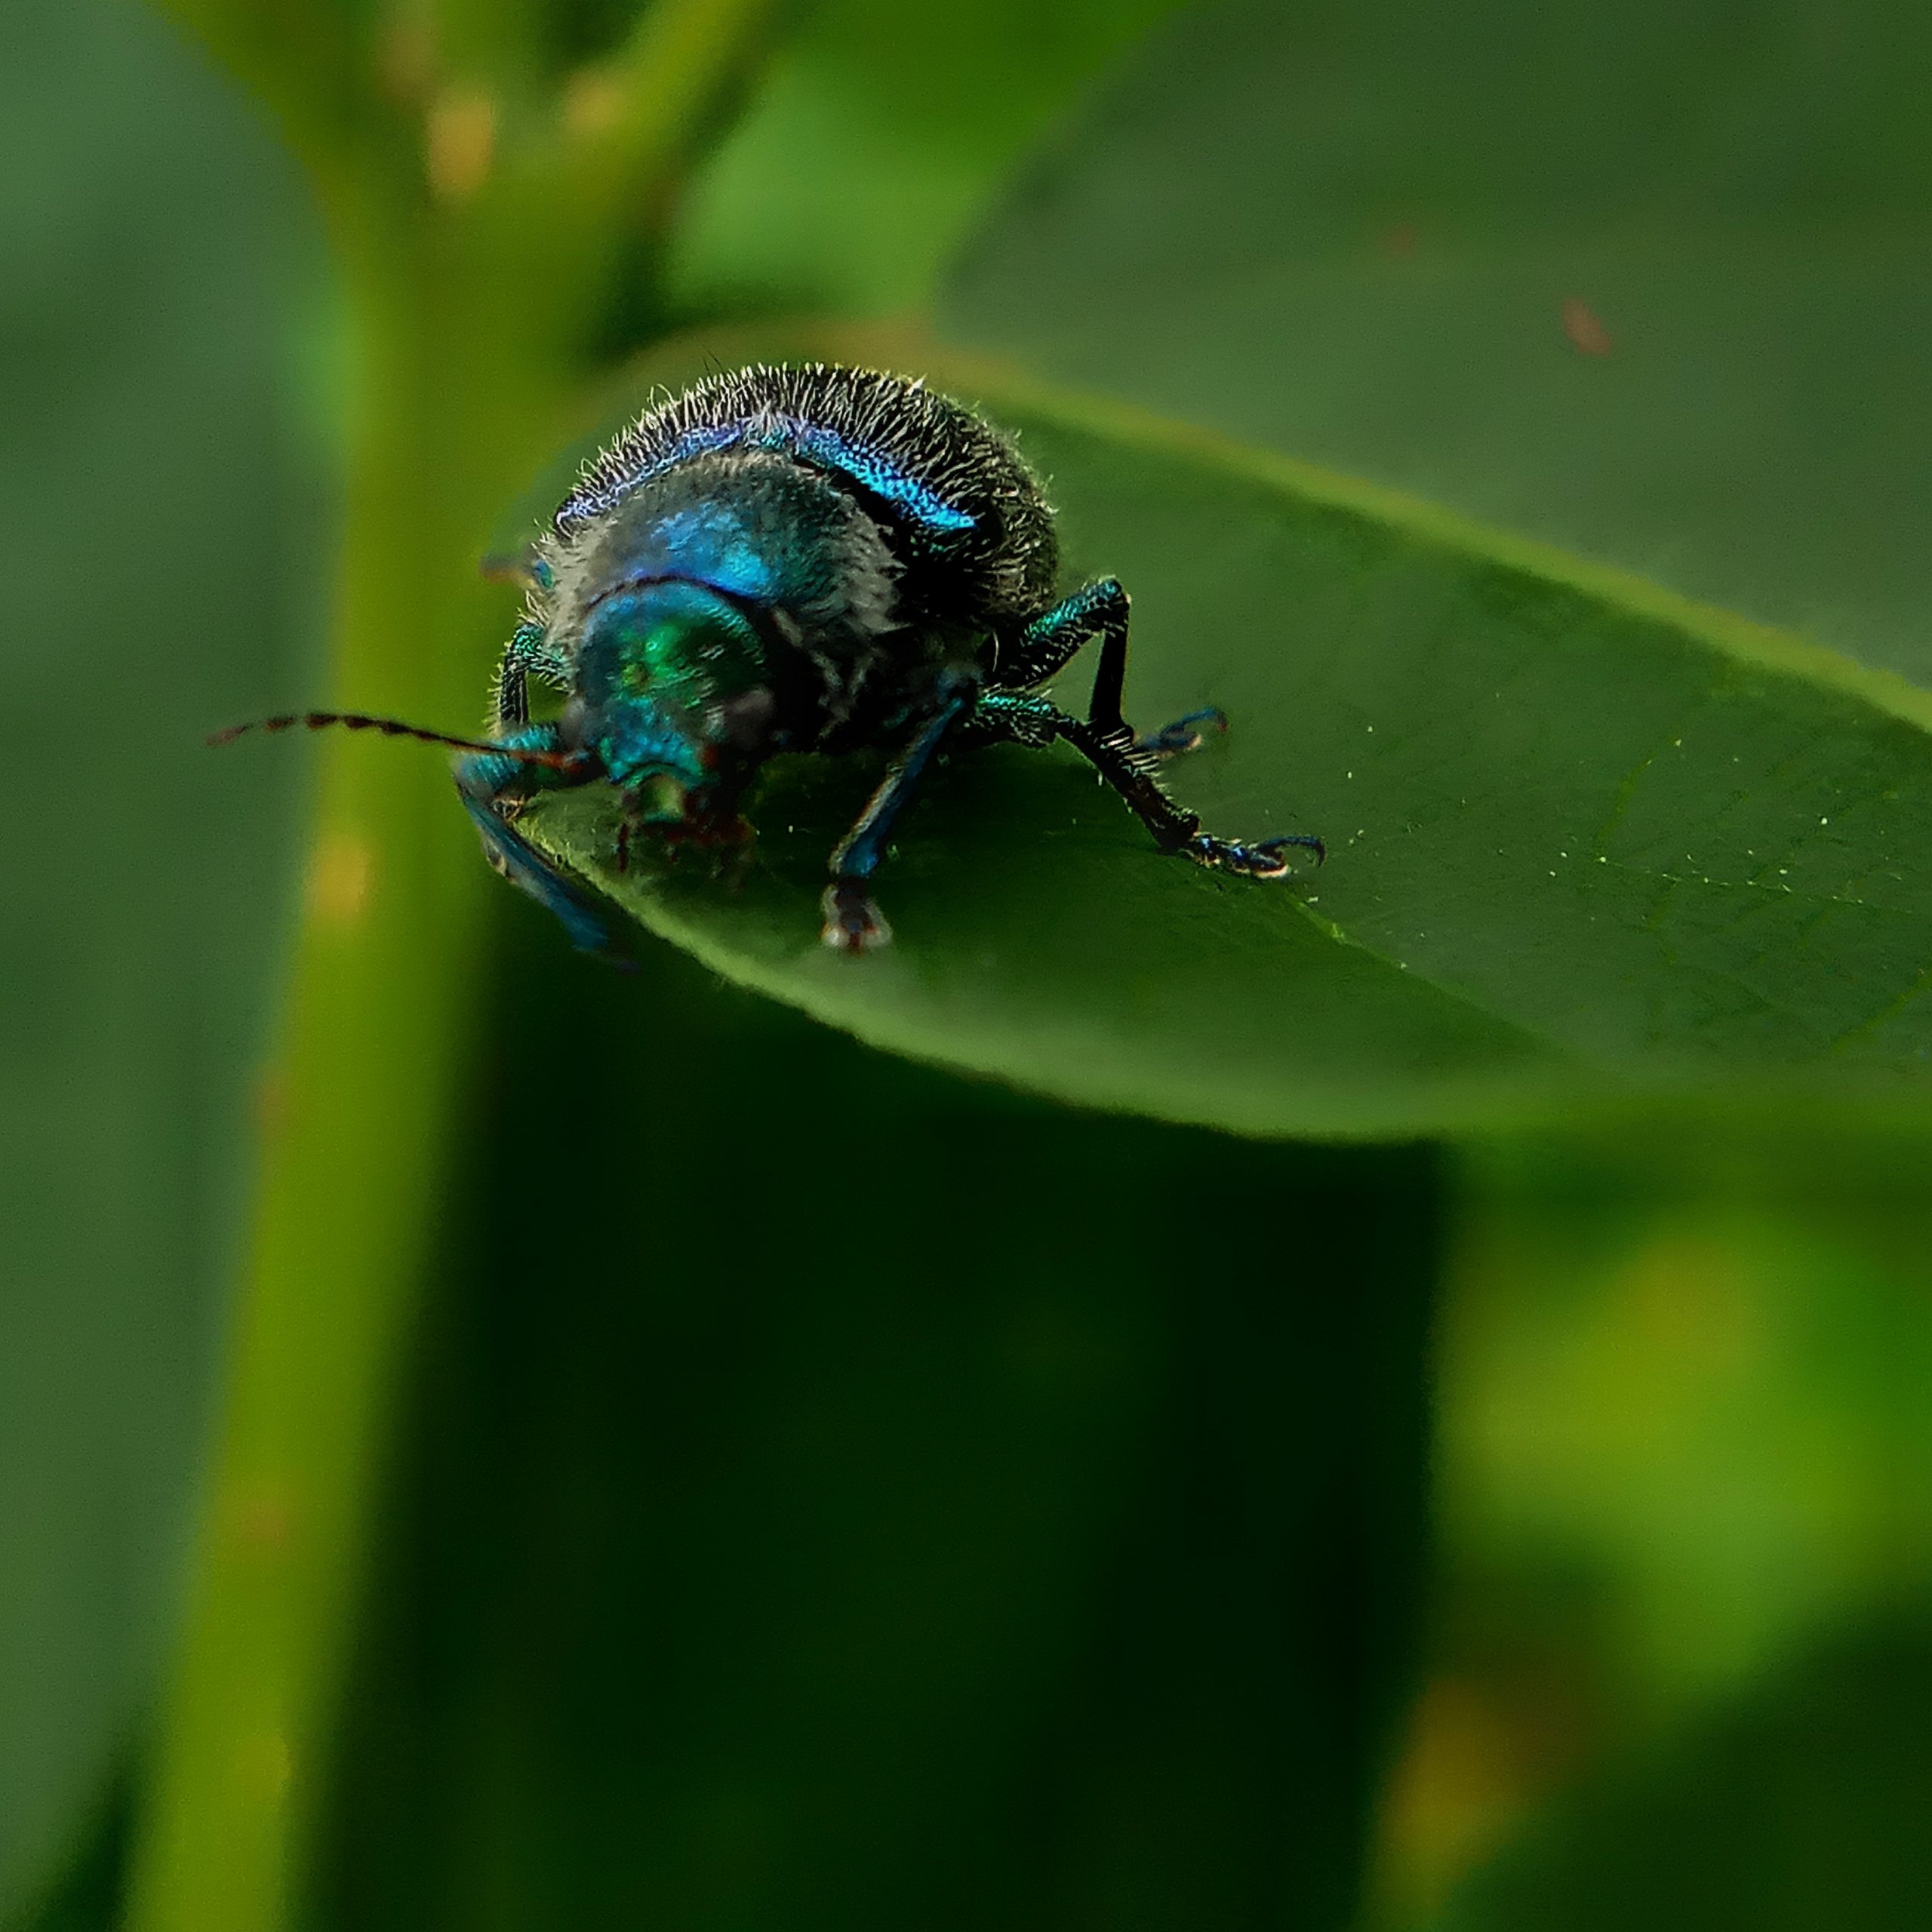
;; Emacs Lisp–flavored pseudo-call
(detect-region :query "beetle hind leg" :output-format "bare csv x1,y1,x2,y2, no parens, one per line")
971,596,1322,877
995,577,1131,690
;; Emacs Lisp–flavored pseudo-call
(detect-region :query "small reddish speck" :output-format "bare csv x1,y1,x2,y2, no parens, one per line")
1561,297,1614,356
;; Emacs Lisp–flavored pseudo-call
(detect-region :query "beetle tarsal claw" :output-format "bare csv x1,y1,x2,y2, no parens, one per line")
820,884,892,954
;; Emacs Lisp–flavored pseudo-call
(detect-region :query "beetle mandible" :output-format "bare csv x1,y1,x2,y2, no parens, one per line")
216,363,1323,954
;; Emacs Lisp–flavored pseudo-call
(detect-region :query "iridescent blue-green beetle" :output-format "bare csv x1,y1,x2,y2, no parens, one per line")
217,365,1322,953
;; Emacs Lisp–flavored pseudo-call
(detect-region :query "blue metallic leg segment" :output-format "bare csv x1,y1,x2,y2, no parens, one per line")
1005,586,1227,755
454,725,624,959
998,577,1131,691
823,690,975,952
492,620,574,731
1137,706,1228,757
963,690,1061,746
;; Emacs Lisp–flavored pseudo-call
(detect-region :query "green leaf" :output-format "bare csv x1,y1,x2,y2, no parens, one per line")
521,361,1932,1138
941,0,1932,688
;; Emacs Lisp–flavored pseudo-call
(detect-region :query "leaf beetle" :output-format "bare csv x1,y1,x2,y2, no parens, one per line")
215,364,1323,954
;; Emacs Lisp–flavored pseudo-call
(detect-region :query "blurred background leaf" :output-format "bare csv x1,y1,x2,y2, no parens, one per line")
1424,1611,1932,1932
1442,1134,1932,1715
663,0,1182,318
1367,1127,1932,1930
943,0,1932,685
0,1,327,1918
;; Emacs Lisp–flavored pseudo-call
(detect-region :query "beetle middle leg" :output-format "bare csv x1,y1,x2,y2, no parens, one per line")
997,577,1131,689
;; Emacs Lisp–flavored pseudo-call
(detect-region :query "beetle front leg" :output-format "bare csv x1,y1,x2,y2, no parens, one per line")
454,726,620,958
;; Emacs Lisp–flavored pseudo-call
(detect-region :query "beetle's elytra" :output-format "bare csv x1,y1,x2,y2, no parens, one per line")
214,364,1322,954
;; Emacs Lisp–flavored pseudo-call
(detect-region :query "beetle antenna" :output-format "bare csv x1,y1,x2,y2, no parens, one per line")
206,711,583,770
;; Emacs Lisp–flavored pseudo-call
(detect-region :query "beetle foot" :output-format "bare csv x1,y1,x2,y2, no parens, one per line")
820,881,892,952
1182,830,1326,877
1137,706,1229,758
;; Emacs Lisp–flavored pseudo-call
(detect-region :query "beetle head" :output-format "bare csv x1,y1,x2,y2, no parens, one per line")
569,577,774,822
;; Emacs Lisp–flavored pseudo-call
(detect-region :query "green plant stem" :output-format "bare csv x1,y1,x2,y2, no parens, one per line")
127,5,783,1927
149,0,361,170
